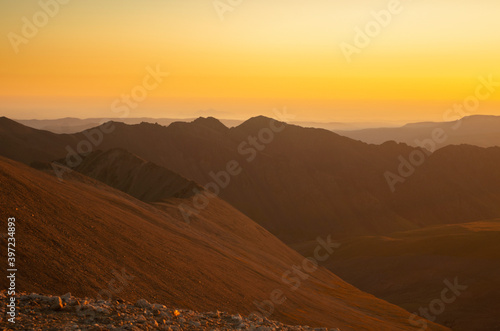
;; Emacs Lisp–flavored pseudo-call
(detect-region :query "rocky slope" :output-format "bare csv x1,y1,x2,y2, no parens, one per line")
0,291,343,331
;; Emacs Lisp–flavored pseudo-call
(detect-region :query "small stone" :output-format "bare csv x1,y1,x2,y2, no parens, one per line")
189,321,201,327
50,297,64,311
151,303,165,310
70,299,81,306
209,311,221,318
135,299,151,308
160,311,172,318
29,293,41,300
96,307,110,314
40,295,52,303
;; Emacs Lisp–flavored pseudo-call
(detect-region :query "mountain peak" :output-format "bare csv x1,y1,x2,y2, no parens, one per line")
245,115,275,123
235,115,286,132
192,117,228,132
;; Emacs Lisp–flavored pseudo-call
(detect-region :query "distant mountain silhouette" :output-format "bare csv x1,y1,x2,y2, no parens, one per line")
15,117,243,134
337,115,500,148
16,117,394,134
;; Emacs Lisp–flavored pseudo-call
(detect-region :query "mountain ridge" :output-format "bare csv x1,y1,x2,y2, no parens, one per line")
338,115,500,148
0,155,447,330
2,116,500,244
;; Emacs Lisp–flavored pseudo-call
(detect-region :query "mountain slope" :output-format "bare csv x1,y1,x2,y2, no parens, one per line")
0,116,418,242
2,116,500,245
60,148,201,201
294,220,500,331
389,144,500,227
0,156,446,330
0,116,75,164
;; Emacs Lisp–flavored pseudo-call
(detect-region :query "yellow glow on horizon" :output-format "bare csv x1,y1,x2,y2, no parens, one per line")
1,0,499,122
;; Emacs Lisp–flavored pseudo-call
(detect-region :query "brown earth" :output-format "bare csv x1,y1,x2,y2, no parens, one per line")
2,116,500,244
0,156,446,330
294,220,500,331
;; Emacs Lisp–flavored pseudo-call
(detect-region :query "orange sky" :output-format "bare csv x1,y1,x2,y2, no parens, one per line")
1,0,499,123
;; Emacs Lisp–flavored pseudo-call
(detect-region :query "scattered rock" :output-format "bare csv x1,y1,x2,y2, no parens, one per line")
135,299,151,308
190,320,201,327
151,303,165,310
1,291,340,330
232,314,244,323
96,307,110,314
29,293,41,300
61,292,72,301
50,297,64,311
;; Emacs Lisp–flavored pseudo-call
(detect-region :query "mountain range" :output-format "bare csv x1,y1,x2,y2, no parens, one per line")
15,117,395,134
337,115,500,148
1,115,499,330
2,116,500,243
0,154,445,330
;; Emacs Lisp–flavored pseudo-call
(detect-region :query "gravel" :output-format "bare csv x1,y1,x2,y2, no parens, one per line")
0,291,342,331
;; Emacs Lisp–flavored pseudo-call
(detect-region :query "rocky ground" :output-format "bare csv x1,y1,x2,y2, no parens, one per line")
0,292,341,331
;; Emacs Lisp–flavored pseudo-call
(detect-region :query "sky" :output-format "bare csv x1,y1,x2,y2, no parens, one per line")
1,0,499,123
